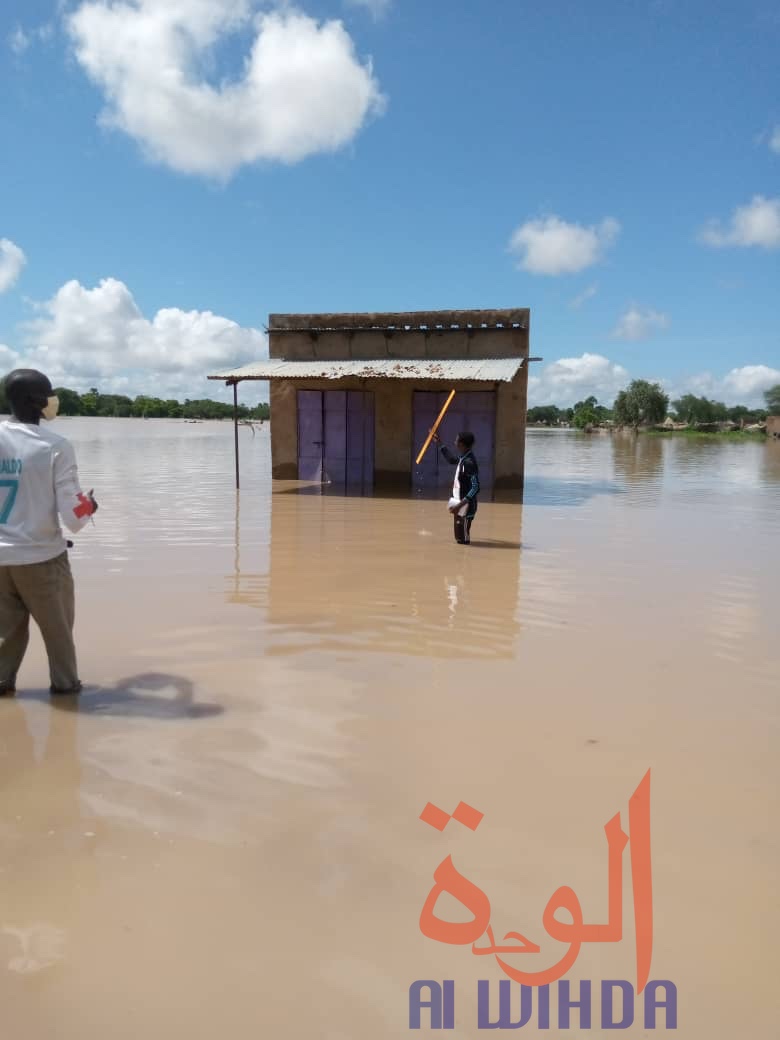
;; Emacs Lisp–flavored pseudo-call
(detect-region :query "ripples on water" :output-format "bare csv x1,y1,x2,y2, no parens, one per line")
3,419,778,1040
58,419,779,670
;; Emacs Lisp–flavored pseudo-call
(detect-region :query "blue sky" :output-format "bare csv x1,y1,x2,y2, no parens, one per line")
1,0,778,406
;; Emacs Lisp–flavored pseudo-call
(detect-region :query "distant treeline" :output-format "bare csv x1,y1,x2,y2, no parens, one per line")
528,383,778,430
0,385,270,421
1,382,776,428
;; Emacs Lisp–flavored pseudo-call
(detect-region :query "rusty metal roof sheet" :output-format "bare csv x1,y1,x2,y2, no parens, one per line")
208,357,526,383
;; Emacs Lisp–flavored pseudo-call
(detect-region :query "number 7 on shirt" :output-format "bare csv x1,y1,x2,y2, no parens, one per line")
0,479,19,524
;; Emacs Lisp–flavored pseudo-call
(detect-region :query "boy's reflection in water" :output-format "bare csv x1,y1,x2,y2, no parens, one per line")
0,696,85,976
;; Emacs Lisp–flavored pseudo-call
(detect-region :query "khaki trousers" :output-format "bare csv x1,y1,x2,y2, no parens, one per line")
0,551,80,692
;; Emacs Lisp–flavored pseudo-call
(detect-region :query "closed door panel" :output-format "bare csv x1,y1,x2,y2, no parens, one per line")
346,391,374,488
412,390,496,495
412,391,442,493
297,390,324,481
323,390,348,484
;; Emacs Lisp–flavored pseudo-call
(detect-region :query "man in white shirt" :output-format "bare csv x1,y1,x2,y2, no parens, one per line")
0,369,97,696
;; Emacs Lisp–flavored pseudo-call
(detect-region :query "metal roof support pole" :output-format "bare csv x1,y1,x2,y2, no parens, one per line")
230,380,240,490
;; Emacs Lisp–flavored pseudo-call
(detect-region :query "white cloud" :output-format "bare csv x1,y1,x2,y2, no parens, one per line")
721,364,780,402
0,345,20,370
346,0,392,17
9,26,30,54
66,1,385,179
528,357,779,409
769,126,780,154
509,215,620,276
7,21,56,54
699,195,780,249
569,284,598,309
528,353,630,406
0,239,27,293
665,365,780,407
6,277,266,400
612,306,669,341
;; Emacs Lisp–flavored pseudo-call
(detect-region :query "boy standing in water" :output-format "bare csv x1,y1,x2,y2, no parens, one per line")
0,369,98,696
432,431,480,544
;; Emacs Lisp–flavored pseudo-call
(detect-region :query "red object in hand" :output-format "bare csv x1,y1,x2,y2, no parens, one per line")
73,493,95,519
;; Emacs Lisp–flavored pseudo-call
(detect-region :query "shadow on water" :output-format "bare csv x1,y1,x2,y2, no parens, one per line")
467,539,523,550
18,672,224,720
521,476,622,506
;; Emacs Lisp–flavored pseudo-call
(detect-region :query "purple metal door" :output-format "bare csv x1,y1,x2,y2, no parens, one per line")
298,390,374,488
323,390,347,484
412,392,441,493
412,391,496,495
346,390,374,487
297,390,324,481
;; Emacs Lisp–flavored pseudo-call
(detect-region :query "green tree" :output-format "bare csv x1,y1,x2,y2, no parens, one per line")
53,387,83,415
181,397,254,420
727,404,750,423
145,397,168,418
131,395,155,418
571,396,612,429
613,380,669,430
572,396,600,429
81,387,100,416
765,384,780,414
527,405,561,425
672,394,727,425
92,393,131,417
111,395,134,417
727,404,766,425
0,381,270,421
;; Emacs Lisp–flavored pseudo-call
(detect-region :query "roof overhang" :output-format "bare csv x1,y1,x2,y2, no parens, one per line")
208,357,528,383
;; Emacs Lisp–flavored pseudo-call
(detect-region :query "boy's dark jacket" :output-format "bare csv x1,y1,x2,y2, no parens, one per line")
441,446,480,504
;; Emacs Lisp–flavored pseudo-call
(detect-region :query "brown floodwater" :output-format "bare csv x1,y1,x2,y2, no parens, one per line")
0,419,778,1038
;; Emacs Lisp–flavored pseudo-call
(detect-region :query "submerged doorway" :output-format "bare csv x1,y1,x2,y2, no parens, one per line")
297,390,375,487
412,390,496,495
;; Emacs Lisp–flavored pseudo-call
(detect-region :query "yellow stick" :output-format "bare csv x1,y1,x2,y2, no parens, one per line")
415,389,456,465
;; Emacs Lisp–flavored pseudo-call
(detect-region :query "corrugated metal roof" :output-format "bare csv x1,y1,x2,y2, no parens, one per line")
208,357,525,383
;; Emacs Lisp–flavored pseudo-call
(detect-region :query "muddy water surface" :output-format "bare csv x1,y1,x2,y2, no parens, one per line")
1,420,778,1038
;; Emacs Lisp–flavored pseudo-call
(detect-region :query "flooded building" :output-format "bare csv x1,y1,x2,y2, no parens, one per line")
210,309,536,494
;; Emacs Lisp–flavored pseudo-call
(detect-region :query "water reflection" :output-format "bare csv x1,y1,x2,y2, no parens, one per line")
0,698,82,812
228,489,525,659
761,439,780,486
1,420,777,1039
523,430,620,505
610,430,665,505
0,700,83,975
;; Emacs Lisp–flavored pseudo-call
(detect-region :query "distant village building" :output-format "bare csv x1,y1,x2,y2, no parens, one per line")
210,309,538,494
767,415,780,439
